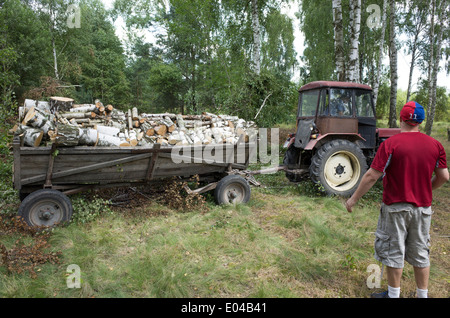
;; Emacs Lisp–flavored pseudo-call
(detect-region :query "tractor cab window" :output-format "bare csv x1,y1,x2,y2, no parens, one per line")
323,89,352,117
299,89,320,117
355,90,375,117
318,89,329,115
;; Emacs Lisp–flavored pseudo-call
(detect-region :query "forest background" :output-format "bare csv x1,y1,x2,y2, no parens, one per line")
0,0,449,133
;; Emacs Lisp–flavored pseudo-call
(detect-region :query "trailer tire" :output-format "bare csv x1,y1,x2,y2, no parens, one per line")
214,175,251,205
18,189,73,228
309,139,367,197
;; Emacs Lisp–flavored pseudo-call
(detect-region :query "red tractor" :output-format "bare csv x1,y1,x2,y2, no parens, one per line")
283,81,400,197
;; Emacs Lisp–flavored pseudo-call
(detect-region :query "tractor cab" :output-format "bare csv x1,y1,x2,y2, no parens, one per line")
295,81,377,151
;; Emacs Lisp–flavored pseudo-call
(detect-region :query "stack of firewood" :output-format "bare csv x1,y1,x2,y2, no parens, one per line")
12,97,257,147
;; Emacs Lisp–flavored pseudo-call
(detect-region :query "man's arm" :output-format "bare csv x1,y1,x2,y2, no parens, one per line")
432,167,449,190
345,168,383,212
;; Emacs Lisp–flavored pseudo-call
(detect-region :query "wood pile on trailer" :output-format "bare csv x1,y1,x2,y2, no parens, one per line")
12,97,257,148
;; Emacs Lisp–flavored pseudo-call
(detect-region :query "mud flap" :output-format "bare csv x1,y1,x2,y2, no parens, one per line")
284,119,315,174
283,145,300,169
294,118,315,149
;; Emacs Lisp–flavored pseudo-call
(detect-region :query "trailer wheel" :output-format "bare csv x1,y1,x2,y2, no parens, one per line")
309,139,367,197
214,175,251,205
18,189,73,228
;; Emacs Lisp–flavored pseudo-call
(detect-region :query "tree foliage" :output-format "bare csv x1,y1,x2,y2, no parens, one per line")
115,0,298,125
1,0,448,130
0,0,130,109
300,0,449,128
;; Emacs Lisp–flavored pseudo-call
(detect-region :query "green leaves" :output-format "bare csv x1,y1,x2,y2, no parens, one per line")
120,0,297,125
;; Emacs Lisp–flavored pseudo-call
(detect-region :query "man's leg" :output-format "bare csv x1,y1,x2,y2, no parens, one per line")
386,266,402,298
414,266,430,298
406,206,432,298
387,266,403,287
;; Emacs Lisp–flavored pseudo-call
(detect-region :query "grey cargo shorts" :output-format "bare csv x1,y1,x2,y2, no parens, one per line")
374,203,432,269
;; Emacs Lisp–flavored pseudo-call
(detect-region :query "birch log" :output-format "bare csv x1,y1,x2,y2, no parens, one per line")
105,104,114,113
79,128,99,146
97,133,121,147
22,107,55,134
110,109,126,121
22,99,51,119
96,125,120,137
176,114,186,131
55,124,80,147
60,112,91,119
69,105,97,113
22,127,44,147
128,130,138,146
154,124,167,136
161,117,176,132
50,97,74,113
132,107,139,120
127,109,133,130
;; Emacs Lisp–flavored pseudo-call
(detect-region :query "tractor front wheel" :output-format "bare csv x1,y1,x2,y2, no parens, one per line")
309,139,367,197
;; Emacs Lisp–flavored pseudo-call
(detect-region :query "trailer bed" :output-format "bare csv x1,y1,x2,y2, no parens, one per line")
12,134,261,227
13,136,254,195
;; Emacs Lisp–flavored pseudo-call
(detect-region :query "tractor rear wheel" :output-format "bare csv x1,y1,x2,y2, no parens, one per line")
309,139,367,197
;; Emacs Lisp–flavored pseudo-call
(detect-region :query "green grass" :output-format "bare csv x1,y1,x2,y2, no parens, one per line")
1,121,449,298
0,189,380,298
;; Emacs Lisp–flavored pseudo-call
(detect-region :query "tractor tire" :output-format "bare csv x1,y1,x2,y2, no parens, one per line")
309,139,367,197
214,175,251,205
18,189,73,228
283,146,303,182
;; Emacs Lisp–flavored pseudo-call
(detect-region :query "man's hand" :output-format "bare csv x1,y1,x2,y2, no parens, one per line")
343,168,383,213
345,197,357,213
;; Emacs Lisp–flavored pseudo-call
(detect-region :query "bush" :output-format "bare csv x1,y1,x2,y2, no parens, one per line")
71,196,113,225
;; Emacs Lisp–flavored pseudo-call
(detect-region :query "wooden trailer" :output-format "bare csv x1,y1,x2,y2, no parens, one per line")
12,135,260,228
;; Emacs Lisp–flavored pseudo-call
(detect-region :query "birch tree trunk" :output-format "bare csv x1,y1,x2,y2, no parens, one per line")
332,0,345,81
406,39,418,103
405,3,427,103
425,0,447,136
388,0,398,128
426,0,436,129
251,0,261,75
372,0,388,109
347,0,361,83
52,36,59,80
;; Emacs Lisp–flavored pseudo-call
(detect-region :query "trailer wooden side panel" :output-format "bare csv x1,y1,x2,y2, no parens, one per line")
13,136,254,192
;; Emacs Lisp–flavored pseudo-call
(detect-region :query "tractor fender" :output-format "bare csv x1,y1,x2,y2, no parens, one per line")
304,133,366,151
377,128,401,139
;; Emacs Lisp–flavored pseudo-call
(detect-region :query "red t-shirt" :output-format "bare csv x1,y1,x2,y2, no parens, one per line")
371,131,447,207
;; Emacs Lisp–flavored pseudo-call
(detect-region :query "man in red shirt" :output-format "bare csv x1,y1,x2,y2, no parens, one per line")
345,101,449,298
